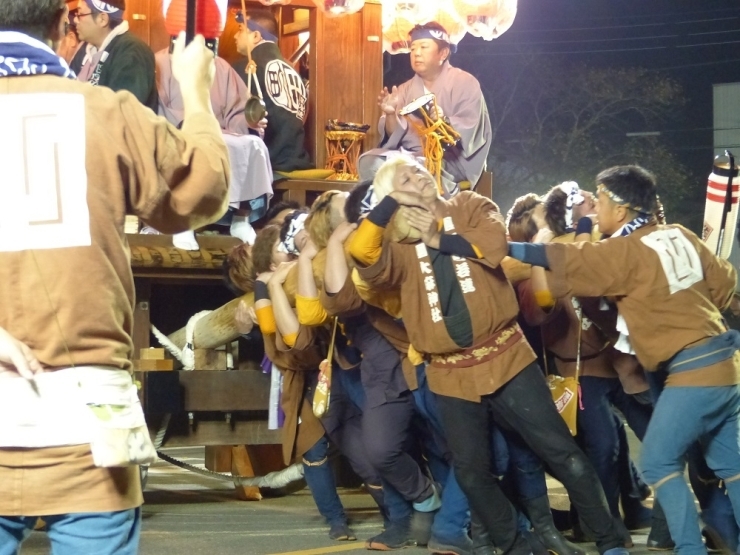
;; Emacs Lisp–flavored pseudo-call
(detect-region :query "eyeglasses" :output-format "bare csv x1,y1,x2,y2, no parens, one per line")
71,11,94,23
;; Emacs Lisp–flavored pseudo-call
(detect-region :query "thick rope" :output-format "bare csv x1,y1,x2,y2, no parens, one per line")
405,98,461,195
156,451,304,488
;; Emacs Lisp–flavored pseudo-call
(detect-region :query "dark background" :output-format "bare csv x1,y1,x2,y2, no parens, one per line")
382,0,740,229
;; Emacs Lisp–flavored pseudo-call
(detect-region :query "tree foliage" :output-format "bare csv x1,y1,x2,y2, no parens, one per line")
483,56,702,230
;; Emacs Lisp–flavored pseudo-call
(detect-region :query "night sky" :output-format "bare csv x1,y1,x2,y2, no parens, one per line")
384,0,740,194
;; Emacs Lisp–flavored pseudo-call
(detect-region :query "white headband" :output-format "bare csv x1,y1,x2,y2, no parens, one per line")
89,0,122,14
557,181,585,230
360,186,378,216
277,212,308,255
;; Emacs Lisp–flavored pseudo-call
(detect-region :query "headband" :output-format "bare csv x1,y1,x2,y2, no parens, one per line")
409,26,457,54
556,181,584,230
235,11,278,43
597,184,648,215
278,212,308,255
360,186,378,216
86,0,124,19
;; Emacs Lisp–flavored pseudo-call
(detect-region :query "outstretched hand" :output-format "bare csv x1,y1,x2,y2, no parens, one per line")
378,86,400,115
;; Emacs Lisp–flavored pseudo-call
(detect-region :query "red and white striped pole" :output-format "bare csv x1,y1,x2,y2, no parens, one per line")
703,150,740,259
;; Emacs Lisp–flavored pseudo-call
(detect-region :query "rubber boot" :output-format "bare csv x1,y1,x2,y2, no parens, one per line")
522,495,587,555
471,513,497,555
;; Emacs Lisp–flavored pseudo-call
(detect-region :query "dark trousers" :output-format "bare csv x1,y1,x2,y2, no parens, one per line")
437,362,621,554
363,393,433,504
577,376,653,516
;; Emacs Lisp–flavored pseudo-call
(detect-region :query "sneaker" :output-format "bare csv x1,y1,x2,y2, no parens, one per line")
428,533,474,555
329,521,356,541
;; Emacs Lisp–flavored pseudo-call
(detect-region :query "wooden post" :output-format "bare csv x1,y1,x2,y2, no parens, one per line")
231,445,262,501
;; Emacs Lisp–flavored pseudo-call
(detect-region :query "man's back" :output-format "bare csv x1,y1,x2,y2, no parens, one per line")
233,43,312,172
0,75,228,370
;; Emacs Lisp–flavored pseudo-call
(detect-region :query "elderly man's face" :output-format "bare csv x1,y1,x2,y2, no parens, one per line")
392,162,437,202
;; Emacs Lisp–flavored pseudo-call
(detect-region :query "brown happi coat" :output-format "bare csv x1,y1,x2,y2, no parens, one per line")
262,326,327,465
545,222,739,387
0,75,230,515
359,192,536,402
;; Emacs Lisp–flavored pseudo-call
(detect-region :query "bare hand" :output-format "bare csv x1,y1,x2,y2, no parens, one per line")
234,300,254,335
404,207,440,247
731,294,740,317
378,86,400,115
532,227,555,244
171,33,216,97
299,239,319,261
390,190,426,208
0,327,42,380
257,271,274,284
430,105,445,121
329,221,358,245
270,261,296,285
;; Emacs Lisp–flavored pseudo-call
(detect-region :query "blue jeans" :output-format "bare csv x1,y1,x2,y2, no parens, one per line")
646,370,740,550
0,508,140,555
641,384,740,555
413,364,470,541
302,436,347,526
578,376,653,517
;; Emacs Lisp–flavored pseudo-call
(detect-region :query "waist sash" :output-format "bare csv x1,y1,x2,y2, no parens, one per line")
666,330,740,375
430,323,522,369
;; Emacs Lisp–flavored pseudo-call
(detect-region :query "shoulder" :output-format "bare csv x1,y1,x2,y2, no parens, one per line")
446,65,481,88
449,191,499,212
110,32,154,62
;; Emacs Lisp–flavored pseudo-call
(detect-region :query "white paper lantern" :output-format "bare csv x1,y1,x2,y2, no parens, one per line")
312,0,365,17
453,0,517,40
258,0,292,5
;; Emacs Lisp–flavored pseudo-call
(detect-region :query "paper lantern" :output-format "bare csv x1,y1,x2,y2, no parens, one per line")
163,0,228,38
382,0,438,24
258,0,292,5
312,0,365,17
452,0,517,40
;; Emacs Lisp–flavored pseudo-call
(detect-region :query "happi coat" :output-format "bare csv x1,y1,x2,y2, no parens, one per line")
354,192,536,402
0,73,229,515
544,222,740,388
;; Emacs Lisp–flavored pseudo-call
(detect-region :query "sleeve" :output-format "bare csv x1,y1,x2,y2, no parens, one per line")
119,93,230,234
320,273,364,317
218,59,251,135
275,324,321,353
545,239,634,299
447,74,488,159
454,193,509,269
439,234,480,259
255,303,277,336
516,279,561,327
106,43,157,107
296,295,330,326
355,239,408,290
349,196,399,266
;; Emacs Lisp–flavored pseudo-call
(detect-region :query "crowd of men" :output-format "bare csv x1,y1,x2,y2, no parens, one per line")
1,2,739,555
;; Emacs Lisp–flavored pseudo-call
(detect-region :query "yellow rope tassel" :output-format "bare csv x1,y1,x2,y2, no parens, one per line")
404,97,461,195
